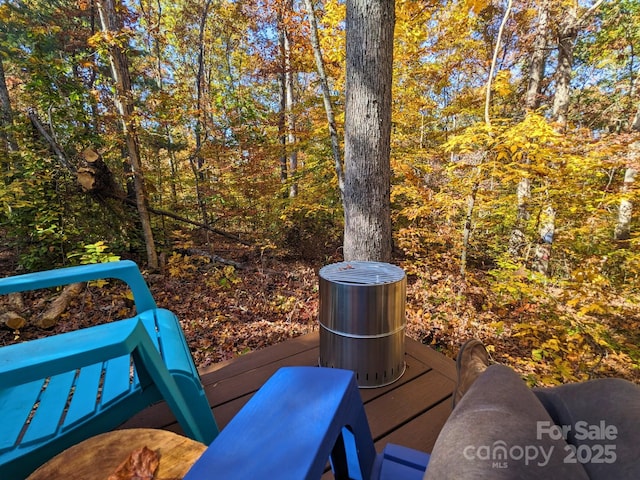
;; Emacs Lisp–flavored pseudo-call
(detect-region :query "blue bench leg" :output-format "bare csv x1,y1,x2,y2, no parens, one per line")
372,444,430,480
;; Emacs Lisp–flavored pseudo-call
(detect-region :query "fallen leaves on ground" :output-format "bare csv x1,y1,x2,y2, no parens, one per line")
108,446,159,480
0,238,638,386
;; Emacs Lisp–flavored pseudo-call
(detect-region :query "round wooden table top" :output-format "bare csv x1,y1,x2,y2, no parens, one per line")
27,428,207,479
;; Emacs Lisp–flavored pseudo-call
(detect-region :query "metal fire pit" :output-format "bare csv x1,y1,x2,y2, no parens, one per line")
318,261,407,388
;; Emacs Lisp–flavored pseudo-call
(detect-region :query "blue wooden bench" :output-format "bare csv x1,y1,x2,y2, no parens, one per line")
184,367,430,480
0,260,219,479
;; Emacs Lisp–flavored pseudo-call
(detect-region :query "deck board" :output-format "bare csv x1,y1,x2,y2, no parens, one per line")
121,331,456,459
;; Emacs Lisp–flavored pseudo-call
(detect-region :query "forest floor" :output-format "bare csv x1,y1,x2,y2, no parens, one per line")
1,233,638,386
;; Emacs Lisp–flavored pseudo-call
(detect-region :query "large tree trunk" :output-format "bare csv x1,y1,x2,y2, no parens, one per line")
303,0,344,198
96,0,158,270
342,0,395,262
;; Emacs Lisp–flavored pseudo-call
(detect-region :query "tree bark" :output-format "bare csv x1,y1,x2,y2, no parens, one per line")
460,182,479,277
285,42,298,198
508,175,531,257
149,0,179,208
532,204,555,275
193,0,213,229
525,0,549,111
342,0,395,262
0,57,18,156
551,26,575,129
510,1,549,259
28,108,77,173
614,167,637,241
551,0,604,129
6,110,247,247
96,0,158,270
484,0,512,127
37,282,85,329
278,23,288,187
77,147,125,198
614,141,638,241
538,0,603,275
0,311,26,330
303,0,345,198
468,0,509,274
278,0,298,198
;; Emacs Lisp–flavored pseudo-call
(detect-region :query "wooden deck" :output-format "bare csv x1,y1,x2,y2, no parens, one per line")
122,331,456,457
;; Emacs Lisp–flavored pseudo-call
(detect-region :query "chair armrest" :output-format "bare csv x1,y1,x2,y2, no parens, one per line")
184,367,377,480
0,318,148,388
0,260,156,312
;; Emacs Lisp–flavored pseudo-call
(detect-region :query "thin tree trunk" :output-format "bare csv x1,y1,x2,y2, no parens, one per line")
510,1,548,258
615,110,640,241
121,197,252,246
0,58,19,157
614,141,639,241
150,0,178,208
551,29,575,129
532,204,555,275
303,0,344,198
537,0,603,275
194,0,213,229
27,108,77,173
525,0,549,111
166,130,179,207
484,0,512,127
614,167,637,241
342,0,395,262
96,0,158,270
278,23,288,187
460,182,479,277
461,0,510,276
281,0,298,198
552,0,604,129
535,23,566,272
285,55,298,198
508,175,531,257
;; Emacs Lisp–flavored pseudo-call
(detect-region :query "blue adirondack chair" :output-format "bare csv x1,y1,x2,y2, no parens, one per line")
0,260,219,479
184,366,430,480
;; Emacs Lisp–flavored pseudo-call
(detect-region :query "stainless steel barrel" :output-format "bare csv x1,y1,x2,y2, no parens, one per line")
318,261,406,388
